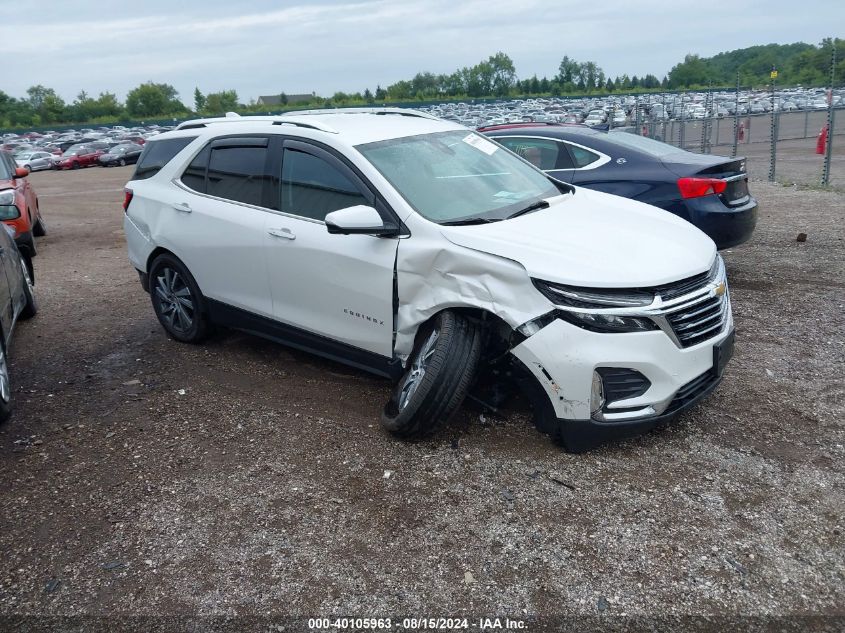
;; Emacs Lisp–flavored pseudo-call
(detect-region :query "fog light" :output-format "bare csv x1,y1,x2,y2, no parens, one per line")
590,371,605,416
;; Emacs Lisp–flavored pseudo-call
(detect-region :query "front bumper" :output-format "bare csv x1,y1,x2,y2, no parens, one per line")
510,314,734,452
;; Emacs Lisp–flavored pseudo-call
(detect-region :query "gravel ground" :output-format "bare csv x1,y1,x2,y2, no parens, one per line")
0,166,843,632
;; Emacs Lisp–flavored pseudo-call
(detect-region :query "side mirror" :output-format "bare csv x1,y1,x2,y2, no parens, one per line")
14,167,28,178
325,205,398,236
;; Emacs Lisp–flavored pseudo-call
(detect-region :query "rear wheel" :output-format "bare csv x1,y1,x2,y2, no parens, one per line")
21,233,36,257
149,254,211,343
0,338,12,423
381,311,482,439
18,255,37,320
33,212,46,237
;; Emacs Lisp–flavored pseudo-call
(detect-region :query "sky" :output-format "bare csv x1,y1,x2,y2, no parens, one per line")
6,0,843,106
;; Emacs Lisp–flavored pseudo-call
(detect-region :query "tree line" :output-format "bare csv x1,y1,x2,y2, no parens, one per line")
1,39,841,128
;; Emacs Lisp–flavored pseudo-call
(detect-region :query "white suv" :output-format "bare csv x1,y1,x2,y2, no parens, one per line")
123,109,734,452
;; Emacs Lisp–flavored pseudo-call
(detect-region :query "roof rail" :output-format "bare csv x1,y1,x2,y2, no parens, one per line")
174,115,338,134
282,107,439,120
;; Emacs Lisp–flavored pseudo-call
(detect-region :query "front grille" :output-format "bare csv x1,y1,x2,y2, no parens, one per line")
653,261,717,301
665,370,719,414
665,293,728,348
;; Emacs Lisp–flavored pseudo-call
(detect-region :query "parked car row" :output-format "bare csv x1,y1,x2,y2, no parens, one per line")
410,87,844,129
0,149,43,422
119,109,739,452
1,124,168,173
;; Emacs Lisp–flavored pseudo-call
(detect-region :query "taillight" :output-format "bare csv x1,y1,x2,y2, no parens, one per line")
677,177,727,199
122,188,133,212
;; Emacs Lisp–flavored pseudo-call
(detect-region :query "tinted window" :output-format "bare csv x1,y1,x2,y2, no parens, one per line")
180,146,209,193
206,146,268,207
606,130,682,158
494,136,574,170
280,149,367,221
133,136,196,180
567,144,601,168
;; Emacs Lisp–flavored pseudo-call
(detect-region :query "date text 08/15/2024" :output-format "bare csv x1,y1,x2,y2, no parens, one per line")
307,617,527,630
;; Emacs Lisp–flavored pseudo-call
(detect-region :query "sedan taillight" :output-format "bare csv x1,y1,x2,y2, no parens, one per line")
677,177,727,199
122,189,133,212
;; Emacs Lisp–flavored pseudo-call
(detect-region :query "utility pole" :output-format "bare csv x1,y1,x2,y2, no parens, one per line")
822,43,837,186
732,72,740,158
768,66,778,182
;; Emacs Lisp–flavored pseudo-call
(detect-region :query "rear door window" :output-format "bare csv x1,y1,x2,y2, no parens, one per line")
493,136,574,171
566,143,602,168
206,146,269,207
133,136,196,180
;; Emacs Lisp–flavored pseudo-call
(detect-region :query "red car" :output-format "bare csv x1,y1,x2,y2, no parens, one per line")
0,151,46,258
54,144,105,170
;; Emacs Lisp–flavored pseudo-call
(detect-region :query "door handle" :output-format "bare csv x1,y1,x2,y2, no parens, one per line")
172,202,192,213
268,228,295,240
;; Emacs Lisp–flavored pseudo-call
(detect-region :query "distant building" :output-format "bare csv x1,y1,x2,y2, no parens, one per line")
256,93,315,106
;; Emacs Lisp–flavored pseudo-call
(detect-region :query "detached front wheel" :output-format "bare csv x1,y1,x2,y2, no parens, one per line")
381,310,481,439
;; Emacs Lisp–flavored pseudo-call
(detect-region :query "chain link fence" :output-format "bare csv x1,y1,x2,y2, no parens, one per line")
627,71,843,188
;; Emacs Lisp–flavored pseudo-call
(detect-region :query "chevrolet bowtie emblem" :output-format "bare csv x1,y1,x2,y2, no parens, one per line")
714,282,727,297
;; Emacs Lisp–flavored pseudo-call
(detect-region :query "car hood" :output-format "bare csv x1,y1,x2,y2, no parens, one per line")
439,187,716,288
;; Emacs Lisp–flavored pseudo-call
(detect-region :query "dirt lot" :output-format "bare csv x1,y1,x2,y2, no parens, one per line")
0,165,843,631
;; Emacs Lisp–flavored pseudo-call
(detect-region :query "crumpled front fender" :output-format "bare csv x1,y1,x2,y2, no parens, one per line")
394,234,552,362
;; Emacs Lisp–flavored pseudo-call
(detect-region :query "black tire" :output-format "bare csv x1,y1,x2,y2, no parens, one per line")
119,158,126,167
18,255,37,320
0,336,11,424
33,213,47,237
22,234,36,257
149,254,211,343
71,161,80,170
381,310,482,439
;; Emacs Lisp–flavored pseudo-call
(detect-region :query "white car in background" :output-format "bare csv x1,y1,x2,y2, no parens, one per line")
122,109,734,452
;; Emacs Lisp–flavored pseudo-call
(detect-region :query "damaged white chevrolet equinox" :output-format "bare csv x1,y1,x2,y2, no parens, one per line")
123,109,734,452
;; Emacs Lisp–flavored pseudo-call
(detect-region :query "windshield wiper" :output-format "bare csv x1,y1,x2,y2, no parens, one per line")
440,216,500,226
506,199,550,219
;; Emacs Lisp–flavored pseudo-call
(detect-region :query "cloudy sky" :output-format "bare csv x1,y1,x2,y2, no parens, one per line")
7,0,842,105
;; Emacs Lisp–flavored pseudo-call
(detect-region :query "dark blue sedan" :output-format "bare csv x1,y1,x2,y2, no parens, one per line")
479,123,757,249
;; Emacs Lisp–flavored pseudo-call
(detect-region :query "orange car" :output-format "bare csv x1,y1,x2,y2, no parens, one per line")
0,151,46,258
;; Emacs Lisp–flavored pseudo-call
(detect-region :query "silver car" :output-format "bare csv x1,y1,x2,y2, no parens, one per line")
15,151,55,172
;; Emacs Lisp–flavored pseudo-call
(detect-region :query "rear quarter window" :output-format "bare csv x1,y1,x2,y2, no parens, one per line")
132,137,196,181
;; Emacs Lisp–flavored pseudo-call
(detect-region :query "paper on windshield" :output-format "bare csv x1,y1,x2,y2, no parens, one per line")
462,133,498,155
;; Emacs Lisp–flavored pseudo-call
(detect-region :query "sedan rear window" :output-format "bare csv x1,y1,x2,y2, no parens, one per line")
133,137,196,181
605,131,681,158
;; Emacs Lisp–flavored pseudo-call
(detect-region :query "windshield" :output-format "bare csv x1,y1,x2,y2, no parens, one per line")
357,130,562,223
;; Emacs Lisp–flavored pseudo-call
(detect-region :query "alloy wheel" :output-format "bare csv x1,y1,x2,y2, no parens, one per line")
0,345,9,404
19,256,33,292
396,328,439,411
154,267,195,333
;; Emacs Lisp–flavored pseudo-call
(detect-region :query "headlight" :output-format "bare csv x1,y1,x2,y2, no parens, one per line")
0,190,15,206
531,279,659,334
532,279,653,309
558,310,658,333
